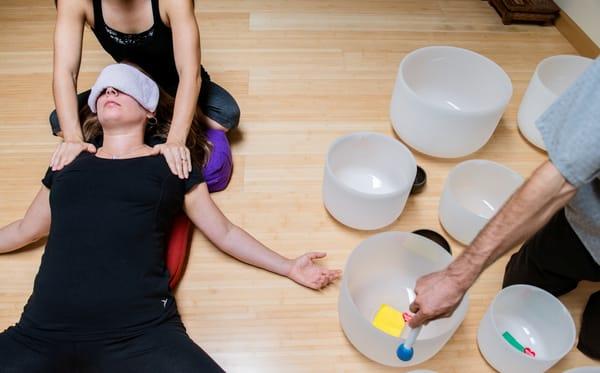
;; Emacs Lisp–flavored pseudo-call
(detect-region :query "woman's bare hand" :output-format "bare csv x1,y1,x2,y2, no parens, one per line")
287,252,342,290
50,141,97,171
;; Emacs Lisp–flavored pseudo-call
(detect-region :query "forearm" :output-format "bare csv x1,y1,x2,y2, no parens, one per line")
53,69,83,141
186,184,291,276
0,220,46,253
215,224,292,277
167,68,201,143
0,187,51,253
448,161,576,288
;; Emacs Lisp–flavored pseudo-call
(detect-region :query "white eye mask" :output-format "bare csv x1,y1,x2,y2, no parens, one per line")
88,63,159,113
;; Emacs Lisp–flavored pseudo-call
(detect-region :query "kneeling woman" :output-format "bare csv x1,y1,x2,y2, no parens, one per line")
0,64,340,372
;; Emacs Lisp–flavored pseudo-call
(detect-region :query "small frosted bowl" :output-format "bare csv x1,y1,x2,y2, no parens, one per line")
390,46,512,158
439,160,523,245
478,285,576,373
518,55,593,150
323,132,416,230
338,231,469,367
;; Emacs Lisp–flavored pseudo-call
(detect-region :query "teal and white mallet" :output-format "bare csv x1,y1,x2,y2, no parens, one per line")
396,288,423,361
396,323,423,361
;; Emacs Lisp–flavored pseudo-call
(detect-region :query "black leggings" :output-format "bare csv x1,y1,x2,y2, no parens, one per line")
503,209,600,359
0,318,224,373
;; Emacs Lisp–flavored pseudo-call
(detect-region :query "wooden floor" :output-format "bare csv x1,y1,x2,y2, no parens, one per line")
0,0,598,371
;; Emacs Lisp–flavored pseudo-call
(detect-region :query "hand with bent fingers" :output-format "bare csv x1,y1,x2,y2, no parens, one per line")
151,141,192,179
407,269,467,328
50,141,97,171
288,252,342,290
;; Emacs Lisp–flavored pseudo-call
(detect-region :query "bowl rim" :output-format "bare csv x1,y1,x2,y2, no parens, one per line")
534,54,593,97
487,284,576,362
442,159,524,219
399,45,513,115
325,132,417,200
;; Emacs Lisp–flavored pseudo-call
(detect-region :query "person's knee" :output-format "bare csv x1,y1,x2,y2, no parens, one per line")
206,102,240,132
502,240,578,296
502,251,524,288
214,83,240,130
201,81,241,131
502,240,539,288
577,291,600,359
224,99,240,130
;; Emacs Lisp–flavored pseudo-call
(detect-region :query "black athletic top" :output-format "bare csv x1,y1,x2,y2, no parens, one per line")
17,152,203,340
91,0,208,96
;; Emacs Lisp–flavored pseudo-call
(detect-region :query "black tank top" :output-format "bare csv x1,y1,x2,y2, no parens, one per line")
91,0,197,96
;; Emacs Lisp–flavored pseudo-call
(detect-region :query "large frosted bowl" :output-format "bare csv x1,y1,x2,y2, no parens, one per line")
323,132,416,230
390,46,513,158
518,55,593,151
478,285,576,373
439,160,523,245
338,232,469,367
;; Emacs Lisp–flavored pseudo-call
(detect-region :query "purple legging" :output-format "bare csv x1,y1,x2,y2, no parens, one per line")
203,129,233,193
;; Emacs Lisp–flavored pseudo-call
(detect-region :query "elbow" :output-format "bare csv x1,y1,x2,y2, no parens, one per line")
538,160,577,198
53,67,78,87
191,69,202,89
214,221,236,252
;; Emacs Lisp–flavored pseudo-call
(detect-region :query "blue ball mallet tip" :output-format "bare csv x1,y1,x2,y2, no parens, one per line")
396,321,422,362
396,343,414,361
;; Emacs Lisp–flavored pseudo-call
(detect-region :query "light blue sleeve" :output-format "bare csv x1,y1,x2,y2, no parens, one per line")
536,58,600,187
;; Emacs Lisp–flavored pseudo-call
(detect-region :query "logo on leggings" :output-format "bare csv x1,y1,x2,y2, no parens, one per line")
161,298,168,308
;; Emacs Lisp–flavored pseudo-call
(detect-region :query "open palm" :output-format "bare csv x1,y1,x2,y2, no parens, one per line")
288,252,342,290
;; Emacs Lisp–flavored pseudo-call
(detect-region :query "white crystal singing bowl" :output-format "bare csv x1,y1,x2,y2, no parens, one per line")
517,55,593,151
391,46,513,158
338,232,469,367
478,285,576,373
439,160,524,245
323,132,416,230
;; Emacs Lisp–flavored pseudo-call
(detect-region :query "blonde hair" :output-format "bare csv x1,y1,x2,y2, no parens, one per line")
80,65,211,167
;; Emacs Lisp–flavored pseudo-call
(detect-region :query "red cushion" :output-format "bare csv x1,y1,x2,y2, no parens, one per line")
166,213,193,289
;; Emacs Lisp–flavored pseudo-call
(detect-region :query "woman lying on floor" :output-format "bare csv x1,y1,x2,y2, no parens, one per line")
0,63,341,373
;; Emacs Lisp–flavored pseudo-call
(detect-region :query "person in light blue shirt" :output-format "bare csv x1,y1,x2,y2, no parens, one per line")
408,58,600,359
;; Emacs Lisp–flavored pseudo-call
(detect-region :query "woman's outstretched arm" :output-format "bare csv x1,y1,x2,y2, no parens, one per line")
0,187,51,253
184,183,341,289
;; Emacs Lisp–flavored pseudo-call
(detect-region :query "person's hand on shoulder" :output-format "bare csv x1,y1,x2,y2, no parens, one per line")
287,252,342,290
50,140,96,171
152,141,192,179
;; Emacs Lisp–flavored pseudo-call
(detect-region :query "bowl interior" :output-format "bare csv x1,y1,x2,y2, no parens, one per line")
401,47,511,112
538,56,592,96
328,134,415,195
345,233,465,339
447,162,523,219
490,286,575,360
